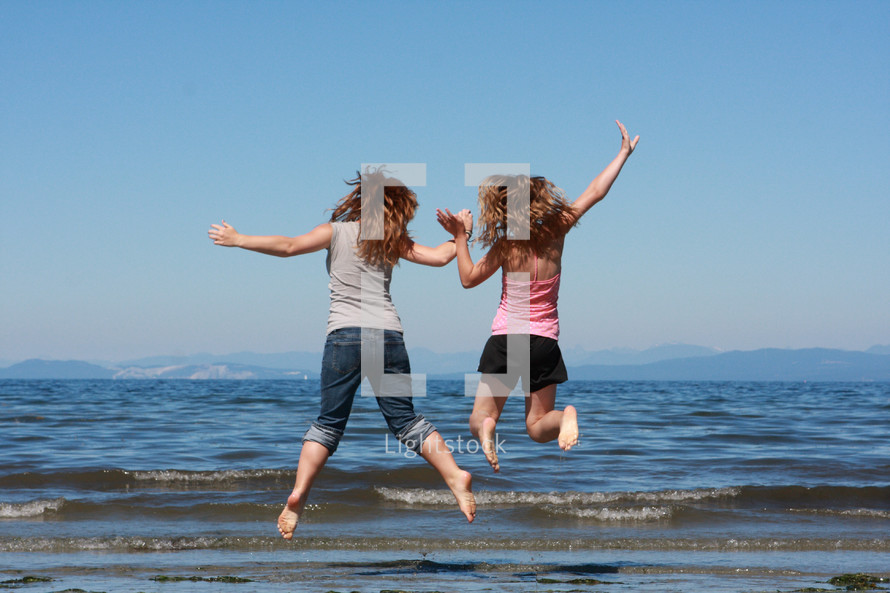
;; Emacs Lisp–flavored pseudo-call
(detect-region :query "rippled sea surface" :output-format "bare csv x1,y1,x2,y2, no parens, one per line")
2,379,888,592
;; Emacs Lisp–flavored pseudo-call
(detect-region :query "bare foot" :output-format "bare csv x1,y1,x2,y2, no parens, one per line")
447,470,476,523
558,405,579,451
277,492,304,540
480,416,500,472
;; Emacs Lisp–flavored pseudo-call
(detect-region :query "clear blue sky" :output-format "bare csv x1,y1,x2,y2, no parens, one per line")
2,1,888,363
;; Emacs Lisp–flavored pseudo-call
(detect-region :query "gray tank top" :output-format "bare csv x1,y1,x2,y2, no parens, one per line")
325,221,403,334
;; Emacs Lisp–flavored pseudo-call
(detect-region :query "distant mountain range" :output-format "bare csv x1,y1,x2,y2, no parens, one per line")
2,344,889,381
0,359,312,381
570,347,890,382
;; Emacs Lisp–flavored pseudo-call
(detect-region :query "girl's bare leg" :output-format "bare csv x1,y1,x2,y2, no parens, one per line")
469,375,510,472
277,440,330,539
419,431,476,522
525,384,578,451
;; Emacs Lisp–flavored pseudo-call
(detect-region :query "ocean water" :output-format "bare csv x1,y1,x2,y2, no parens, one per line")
1,379,888,592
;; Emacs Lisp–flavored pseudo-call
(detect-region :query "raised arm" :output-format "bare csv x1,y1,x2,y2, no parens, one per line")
208,221,332,257
436,208,502,288
568,120,639,224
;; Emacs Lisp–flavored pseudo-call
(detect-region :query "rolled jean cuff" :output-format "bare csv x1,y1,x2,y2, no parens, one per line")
395,414,436,454
303,422,344,455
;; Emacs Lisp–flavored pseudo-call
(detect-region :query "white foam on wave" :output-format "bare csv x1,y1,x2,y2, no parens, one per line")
0,498,65,518
375,487,681,523
375,486,738,507
375,487,454,505
129,469,281,482
628,487,741,502
789,507,890,519
548,505,674,522
0,536,263,552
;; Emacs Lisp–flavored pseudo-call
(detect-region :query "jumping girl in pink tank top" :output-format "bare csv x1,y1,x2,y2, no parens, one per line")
438,121,639,472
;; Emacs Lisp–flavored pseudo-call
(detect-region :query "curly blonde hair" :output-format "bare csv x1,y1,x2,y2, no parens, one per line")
475,175,575,259
329,168,417,267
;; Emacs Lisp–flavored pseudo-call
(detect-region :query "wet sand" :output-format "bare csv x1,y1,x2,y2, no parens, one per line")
2,549,888,593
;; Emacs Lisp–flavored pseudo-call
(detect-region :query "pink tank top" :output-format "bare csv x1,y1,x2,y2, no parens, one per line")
491,254,560,340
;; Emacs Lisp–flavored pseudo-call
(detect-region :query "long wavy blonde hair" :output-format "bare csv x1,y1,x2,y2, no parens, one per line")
475,175,575,259
329,168,417,267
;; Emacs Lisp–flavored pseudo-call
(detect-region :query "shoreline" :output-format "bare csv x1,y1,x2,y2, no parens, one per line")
2,552,888,593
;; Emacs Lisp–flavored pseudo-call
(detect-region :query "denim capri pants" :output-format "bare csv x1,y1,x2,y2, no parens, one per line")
302,327,436,455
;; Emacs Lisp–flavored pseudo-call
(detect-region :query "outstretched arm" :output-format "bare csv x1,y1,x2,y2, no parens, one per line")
401,238,457,267
208,221,332,257
568,120,639,224
436,208,502,288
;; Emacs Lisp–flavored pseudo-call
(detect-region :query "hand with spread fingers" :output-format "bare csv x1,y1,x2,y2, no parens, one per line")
436,208,473,240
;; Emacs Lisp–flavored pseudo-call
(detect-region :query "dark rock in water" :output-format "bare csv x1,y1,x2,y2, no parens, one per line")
150,575,253,583
828,573,887,590
0,576,53,585
536,576,613,585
